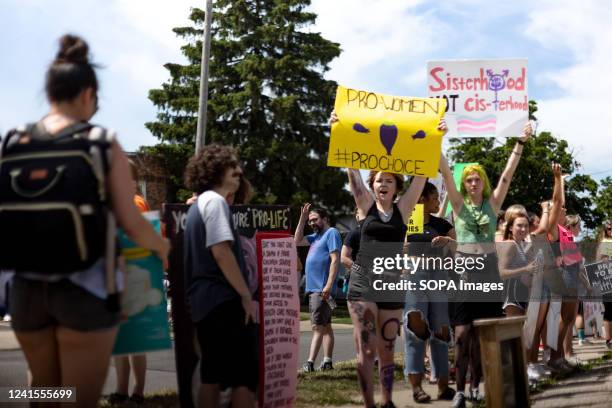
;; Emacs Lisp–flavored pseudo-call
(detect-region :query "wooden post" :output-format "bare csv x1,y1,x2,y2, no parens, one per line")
474,316,529,408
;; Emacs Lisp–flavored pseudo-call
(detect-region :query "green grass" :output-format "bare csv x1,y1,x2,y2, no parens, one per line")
99,389,179,407
296,355,405,407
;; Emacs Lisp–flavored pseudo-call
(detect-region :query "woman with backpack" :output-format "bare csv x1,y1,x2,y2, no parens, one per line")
3,34,169,407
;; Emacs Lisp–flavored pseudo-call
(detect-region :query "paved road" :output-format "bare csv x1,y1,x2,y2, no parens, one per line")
0,324,402,395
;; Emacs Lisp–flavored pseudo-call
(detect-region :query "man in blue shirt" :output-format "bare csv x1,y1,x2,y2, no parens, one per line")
295,203,342,372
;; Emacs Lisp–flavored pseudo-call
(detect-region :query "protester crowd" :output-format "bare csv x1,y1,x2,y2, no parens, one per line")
1,33,612,408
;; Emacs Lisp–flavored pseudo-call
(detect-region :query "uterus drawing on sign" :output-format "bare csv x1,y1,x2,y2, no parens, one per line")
353,122,427,155
486,69,509,111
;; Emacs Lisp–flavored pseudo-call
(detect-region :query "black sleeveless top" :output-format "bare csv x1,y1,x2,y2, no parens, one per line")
356,203,407,267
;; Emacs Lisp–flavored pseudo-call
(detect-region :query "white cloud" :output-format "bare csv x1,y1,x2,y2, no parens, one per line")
524,0,612,175
309,0,450,94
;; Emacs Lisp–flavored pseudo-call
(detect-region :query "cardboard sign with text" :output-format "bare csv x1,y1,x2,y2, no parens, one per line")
427,59,528,138
329,85,446,177
585,260,612,295
257,233,300,408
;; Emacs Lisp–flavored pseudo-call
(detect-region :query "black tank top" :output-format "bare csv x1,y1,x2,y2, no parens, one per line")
356,203,406,267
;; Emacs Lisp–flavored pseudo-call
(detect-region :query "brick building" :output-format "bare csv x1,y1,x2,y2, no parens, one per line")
125,151,169,211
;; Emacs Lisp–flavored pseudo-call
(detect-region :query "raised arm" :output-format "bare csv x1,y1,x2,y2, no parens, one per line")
439,154,463,215
348,169,373,219
547,164,563,240
533,163,563,237
294,203,311,246
330,109,373,219
397,176,426,222
490,122,533,212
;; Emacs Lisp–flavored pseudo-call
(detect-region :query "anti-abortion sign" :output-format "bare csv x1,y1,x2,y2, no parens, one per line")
328,85,447,177
163,203,292,408
232,205,291,235
113,212,172,356
427,59,528,138
585,260,612,295
257,233,299,408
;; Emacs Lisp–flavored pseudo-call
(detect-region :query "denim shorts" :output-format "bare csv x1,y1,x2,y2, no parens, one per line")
10,276,120,332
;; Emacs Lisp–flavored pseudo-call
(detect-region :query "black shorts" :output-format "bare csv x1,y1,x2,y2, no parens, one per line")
451,300,504,326
196,299,259,392
10,276,119,332
347,263,404,310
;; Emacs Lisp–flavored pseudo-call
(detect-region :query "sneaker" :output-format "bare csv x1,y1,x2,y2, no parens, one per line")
380,402,396,408
578,338,591,346
564,355,581,367
547,357,572,375
469,387,484,402
451,391,467,408
527,363,542,381
319,361,334,371
302,361,315,372
535,363,551,377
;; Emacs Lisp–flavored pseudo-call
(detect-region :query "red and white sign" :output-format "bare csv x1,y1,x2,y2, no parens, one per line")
257,233,300,408
427,59,528,138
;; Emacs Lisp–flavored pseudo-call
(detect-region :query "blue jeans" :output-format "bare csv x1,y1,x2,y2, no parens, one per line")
403,269,450,378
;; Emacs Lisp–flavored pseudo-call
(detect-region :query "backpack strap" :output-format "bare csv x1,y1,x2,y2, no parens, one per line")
29,121,93,142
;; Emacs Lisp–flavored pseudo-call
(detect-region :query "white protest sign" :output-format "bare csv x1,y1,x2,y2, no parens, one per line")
427,59,528,138
258,235,299,408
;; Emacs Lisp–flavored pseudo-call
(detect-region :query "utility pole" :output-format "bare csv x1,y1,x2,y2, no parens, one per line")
195,0,213,153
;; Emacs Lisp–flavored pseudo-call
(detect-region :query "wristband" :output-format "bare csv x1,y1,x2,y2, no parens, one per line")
517,140,526,145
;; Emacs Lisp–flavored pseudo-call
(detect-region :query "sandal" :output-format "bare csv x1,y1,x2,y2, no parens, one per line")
437,386,456,400
413,389,432,403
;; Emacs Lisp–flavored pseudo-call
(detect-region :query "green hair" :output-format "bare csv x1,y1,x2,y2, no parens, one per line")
459,164,492,199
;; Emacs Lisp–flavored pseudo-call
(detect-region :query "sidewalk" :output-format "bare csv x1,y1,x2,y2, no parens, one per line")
3,321,611,407
334,338,612,408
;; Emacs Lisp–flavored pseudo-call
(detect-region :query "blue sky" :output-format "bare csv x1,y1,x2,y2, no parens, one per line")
2,0,610,177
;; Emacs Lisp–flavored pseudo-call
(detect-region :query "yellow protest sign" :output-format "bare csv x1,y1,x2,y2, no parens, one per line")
328,86,447,177
406,204,424,236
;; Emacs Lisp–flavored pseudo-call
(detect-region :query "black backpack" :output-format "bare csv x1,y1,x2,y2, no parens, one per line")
0,121,113,275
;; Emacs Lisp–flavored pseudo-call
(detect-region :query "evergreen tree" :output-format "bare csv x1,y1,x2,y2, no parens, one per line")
447,101,601,229
595,177,612,221
145,1,352,217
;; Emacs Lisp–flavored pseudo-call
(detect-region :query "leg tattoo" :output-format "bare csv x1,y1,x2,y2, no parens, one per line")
381,318,400,351
381,364,395,394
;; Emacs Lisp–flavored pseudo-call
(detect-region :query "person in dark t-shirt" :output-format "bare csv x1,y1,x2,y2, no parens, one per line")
403,182,457,403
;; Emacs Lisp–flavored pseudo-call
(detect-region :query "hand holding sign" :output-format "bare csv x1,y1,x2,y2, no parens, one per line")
328,86,447,177
519,122,533,143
